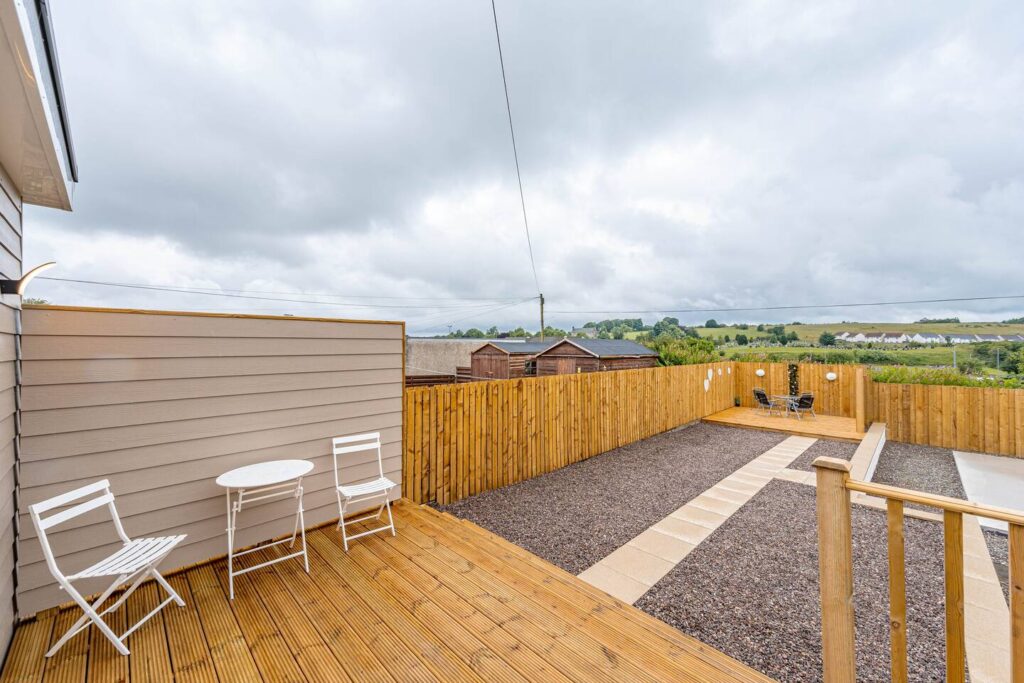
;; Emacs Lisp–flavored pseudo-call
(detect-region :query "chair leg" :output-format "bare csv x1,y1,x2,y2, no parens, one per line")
150,567,186,608
339,499,349,552
385,496,396,537
48,578,130,657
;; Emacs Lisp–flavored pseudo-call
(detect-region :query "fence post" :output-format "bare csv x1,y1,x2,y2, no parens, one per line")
855,367,866,434
814,456,857,683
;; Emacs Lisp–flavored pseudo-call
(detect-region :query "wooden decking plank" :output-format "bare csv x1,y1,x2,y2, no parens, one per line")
262,543,397,683
125,581,173,682
242,550,352,682
42,608,88,683
304,531,486,683
703,407,863,441
400,507,714,683
211,559,305,683
428,505,772,681
185,564,262,683
0,612,55,683
84,596,127,683
162,574,217,683
409,504,773,682
334,538,530,683
287,531,439,683
357,531,580,683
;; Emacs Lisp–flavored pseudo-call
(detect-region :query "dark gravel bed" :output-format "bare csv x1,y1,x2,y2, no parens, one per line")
871,441,966,511
439,423,786,574
983,528,1009,605
788,438,859,472
636,480,953,682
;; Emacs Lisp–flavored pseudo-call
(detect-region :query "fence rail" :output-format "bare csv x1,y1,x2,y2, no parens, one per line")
402,362,733,505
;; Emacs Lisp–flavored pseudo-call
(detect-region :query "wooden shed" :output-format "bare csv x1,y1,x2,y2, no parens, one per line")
470,341,554,380
534,338,658,376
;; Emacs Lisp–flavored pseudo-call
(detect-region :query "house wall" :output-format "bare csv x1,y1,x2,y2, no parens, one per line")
15,306,404,615
0,163,21,655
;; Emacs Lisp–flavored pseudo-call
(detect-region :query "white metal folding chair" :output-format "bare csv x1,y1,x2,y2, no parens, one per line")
28,480,186,657
333,432,396,551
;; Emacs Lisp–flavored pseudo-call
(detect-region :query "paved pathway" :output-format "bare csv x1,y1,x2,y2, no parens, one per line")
578,435,817,604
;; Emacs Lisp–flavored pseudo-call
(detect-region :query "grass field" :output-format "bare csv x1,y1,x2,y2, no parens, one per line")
691,321,1024,343
719,345,964,365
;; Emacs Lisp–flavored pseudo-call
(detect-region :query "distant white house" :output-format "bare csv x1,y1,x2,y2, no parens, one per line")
910,332,946,344
974,334,1005,342
859,332,885,343
947,333,980,344
880,332,909,344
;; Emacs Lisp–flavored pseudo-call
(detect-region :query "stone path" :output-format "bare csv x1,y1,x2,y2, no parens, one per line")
578,435,817,604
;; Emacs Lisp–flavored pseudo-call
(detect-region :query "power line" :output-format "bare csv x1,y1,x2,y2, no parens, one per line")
490,0,541,296
407,297,537,333
38,276,520,310
549,294,1024,316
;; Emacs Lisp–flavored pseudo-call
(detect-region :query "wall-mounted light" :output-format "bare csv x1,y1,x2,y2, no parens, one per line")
755,368,766,377
0,261,56,296
717,368,722,376
727,367,731,375
825,371,838,381
703,379,710,392
707,369,714,380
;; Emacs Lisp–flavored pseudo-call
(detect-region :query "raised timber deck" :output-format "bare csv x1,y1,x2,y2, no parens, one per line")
1,500,775,683
704,406,865,442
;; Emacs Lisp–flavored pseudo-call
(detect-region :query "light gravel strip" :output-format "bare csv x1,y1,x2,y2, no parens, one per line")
578,435,817,604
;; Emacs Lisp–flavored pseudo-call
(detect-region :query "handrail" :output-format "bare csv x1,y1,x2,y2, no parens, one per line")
846,478,1024,526
813,455,1023,683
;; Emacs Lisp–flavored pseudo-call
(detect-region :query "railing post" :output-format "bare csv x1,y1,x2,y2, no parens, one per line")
814,456,857,683
855,366,866,434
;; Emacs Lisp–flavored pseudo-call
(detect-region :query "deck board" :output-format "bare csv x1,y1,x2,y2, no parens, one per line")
2,502,776,682
704,406,865,441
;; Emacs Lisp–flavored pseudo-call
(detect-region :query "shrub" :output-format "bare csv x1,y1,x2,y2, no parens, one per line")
819,331,837,346
869,366,1022,388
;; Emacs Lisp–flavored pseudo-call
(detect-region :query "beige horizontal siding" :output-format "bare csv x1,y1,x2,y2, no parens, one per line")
17,306,404,616
0,162,19,656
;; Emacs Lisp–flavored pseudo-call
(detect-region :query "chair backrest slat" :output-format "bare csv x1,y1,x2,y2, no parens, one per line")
332,432,384,487
30,479,110,515
37,493,114,531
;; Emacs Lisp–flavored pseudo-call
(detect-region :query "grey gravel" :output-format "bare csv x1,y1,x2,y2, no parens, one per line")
789,438,859,472
439,423,786,574
871,441,966,511
983,528,1009,605
636,480,955,683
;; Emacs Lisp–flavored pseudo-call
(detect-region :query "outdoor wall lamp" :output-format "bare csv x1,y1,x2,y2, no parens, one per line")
755,368,766,377
825,371,838,381
0,261,55,295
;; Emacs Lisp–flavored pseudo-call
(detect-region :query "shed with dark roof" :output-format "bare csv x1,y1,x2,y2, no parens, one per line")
469,340,555,380
534,338,658,376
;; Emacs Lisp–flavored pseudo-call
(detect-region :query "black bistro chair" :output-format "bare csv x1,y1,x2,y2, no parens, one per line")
789,393,816,419
753,388,783,416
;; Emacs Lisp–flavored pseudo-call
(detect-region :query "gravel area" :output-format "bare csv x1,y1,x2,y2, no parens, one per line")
871,441,966,511
636,480,954,682
440,423,786,574
788,438,859,472
983,528,1009,605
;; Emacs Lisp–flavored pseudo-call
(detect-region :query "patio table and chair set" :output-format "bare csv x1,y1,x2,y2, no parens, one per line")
27,431,397,658
753,388,816,420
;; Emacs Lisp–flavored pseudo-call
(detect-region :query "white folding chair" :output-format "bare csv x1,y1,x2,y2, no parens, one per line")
28,480,186,657
333,432,396,551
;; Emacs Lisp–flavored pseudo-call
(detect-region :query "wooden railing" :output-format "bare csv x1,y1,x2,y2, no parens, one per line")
403,362,734,505
813,456,1023,682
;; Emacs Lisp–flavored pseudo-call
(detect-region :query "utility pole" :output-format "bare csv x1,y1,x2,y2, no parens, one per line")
539,293,545,341
953,347,957,369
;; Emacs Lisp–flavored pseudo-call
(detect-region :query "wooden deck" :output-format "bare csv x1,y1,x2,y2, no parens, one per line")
1,501,774,682
704,406,865,442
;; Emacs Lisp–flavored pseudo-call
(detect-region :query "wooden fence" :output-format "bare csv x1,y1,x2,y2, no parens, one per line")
870,381,1024,458
402,362,733,505
733,361,860,418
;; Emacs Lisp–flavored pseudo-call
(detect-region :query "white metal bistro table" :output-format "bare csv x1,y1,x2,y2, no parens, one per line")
216,459,314,600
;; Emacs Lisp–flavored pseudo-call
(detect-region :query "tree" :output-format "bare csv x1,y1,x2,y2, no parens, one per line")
611,324,631,340
819,331,837,346
507,327,529,338
735,334,749,345
648,336,717,365
723,335,731,343
464,328,485,338
485,326,499,337
756,324,765,331
652,317,684,338
704,319,721,328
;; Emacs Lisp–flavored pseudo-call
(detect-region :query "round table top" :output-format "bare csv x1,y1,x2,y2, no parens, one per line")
216,459,314,489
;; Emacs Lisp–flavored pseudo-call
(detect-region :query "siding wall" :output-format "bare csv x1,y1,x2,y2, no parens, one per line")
16,307,404,615
0,163,21,656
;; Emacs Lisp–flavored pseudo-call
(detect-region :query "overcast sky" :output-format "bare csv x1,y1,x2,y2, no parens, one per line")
24,1,1024,333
